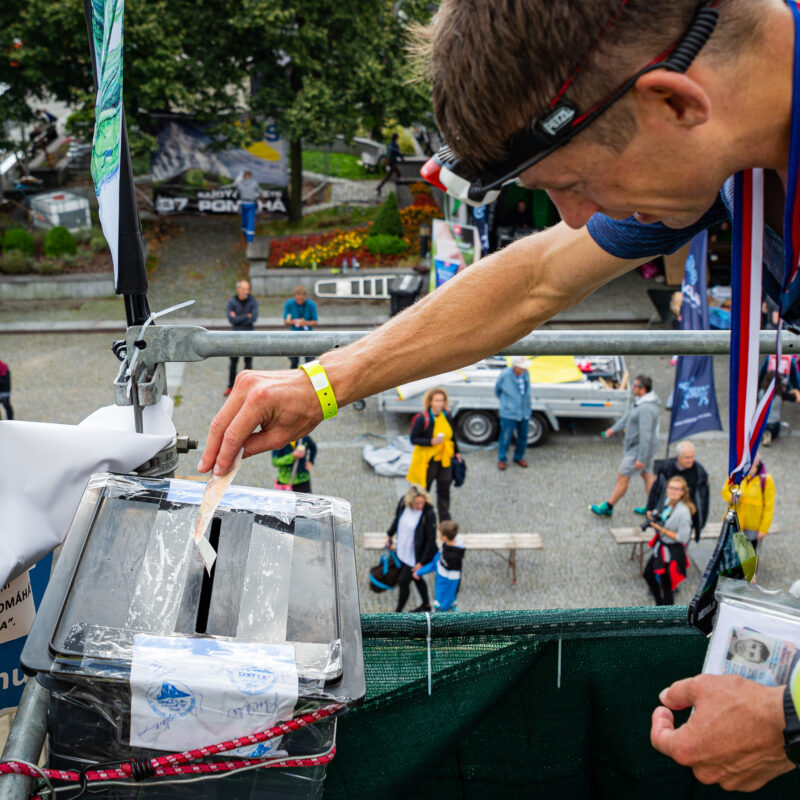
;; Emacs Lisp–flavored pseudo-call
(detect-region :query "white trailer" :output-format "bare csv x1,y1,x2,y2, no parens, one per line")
377,355,631,447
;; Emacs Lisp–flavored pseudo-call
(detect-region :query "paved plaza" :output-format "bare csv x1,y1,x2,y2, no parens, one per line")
2,328,799,614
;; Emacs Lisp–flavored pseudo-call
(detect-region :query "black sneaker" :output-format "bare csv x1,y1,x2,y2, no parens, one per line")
411,603,432,612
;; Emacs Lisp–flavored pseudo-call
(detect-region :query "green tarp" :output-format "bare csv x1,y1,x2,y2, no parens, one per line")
325,608,800,799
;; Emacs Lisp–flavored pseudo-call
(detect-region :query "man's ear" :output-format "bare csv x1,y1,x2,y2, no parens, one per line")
633,69,711,128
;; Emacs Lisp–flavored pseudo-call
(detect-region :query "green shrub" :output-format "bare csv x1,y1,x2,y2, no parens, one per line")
366,234,409,256
90,235,108,253
34,258,63,275
0,250,31,274
3,227,34,255
73,227,93,244
370,192,404,238
44,226,77,258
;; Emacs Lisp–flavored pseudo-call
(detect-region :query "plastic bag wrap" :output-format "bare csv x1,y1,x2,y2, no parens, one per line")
22,473,364,798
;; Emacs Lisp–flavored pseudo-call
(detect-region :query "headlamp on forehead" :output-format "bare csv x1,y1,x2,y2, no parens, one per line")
421,0,719,206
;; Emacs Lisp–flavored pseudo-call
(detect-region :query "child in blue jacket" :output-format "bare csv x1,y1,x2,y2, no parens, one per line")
414,520,465,612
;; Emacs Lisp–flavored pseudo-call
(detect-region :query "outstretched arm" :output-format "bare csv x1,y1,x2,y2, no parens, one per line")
198,223,644,475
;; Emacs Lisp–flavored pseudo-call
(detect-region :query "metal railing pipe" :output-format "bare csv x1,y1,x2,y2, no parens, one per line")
0,681,49,800
130,326,800,367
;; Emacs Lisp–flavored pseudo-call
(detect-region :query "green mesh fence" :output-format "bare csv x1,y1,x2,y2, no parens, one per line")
324,608,800,800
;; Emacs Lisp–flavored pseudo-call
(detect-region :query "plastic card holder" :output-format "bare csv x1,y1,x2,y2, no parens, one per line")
703,578,800,688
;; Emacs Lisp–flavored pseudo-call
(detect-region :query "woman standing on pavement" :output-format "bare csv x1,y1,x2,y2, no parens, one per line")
643,475,695,606
406,387,462,522
721,457,775,552
386,484,437,612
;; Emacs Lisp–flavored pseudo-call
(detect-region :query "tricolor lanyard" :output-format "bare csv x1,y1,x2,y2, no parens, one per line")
729,0,800,485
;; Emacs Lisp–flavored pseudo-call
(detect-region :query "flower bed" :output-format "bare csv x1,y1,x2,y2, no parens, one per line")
268,193,441,270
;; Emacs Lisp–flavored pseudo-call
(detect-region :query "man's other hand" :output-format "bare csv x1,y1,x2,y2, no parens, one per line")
651,674,793,791
197,369,322,476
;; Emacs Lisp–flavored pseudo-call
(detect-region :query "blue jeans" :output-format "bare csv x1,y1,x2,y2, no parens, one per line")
240,202,257,242
498,416,528,462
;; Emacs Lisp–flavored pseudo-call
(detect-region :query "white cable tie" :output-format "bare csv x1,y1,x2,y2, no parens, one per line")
426,611,432,696
126,299,196,382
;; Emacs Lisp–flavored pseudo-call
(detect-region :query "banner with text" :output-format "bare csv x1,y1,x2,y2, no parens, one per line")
0,553,52,713
668,231,723,444
154,186,288,217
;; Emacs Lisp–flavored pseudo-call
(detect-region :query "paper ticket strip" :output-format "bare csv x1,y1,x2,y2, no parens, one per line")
192,449,244,573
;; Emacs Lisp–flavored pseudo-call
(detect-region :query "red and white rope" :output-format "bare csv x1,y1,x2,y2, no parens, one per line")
0,701,345,796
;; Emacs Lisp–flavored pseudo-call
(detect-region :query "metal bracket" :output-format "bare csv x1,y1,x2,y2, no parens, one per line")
113,362,167,407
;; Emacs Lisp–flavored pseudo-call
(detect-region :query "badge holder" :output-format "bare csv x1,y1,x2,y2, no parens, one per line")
688,489,759,635
702,577,800,687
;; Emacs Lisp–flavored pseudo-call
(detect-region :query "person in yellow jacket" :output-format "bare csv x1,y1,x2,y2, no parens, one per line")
406,387,462,522
721,457,775,552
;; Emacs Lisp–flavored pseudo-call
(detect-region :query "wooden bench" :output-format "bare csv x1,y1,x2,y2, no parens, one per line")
611,523,783,575
363,532,543,586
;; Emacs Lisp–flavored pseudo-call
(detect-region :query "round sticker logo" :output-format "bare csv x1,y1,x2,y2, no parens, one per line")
227,667,278,696
146,681,196,718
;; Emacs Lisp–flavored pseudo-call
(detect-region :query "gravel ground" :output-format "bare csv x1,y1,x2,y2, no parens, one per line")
2,329,799,614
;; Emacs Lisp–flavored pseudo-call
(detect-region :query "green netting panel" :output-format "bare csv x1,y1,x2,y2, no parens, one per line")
324,608,800,800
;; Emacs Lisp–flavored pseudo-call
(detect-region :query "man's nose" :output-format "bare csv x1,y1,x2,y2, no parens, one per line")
547,189,600,229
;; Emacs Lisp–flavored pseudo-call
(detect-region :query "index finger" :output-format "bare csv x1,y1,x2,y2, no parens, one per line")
197,392,247,474
211,397,273,475
650,706,682,759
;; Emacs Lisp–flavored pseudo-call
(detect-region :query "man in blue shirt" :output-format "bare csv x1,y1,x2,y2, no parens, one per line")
494,356,531,470
200,3,800,790
283,285,318,369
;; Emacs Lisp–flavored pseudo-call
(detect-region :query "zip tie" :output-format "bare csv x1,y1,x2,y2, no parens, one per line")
125,299,196,396
426,611,433,696
557,638,562,689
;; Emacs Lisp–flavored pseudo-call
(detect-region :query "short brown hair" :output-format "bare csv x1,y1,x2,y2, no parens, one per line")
420,0,765,173
293,285,307,296
423,387,449,411
439,520,459,540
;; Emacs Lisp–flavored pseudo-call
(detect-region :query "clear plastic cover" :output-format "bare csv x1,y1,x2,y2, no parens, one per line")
31,471,363,784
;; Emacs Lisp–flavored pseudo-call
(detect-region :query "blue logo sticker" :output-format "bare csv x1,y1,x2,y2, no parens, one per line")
146,681,196,718
227,666,278,696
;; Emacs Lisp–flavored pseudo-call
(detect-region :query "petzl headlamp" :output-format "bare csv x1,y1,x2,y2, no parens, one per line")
421,0,720,206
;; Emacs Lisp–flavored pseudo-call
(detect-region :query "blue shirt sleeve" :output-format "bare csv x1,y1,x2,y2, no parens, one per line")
283,299,293,318
307,299,318,321
586,194,729,259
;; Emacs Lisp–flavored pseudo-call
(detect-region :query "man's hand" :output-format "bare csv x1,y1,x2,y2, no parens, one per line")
197,369,322,475
603,427,615,438
635,460,645,471
651,674,793,791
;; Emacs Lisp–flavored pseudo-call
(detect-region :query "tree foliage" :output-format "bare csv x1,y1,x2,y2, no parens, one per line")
6,0,434,219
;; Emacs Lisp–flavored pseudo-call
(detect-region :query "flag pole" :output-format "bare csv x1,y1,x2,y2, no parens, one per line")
83,0,150,327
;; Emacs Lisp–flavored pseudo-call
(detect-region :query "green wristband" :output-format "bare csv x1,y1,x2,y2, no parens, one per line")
300,360,338,420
